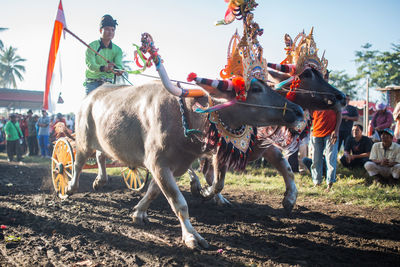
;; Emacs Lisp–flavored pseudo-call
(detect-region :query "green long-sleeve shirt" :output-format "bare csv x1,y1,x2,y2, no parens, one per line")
4,121,23,141
85,39,123,82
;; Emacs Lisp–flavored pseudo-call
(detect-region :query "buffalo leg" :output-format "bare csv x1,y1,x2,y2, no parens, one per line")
66,149,91,195
92,150,108,191
189,158,231,205
132,178,161,225
147,166,209,249
263,145,298,213
200,154,227,201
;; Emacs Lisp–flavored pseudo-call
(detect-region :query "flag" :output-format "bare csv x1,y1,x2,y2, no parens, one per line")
44,0,66,113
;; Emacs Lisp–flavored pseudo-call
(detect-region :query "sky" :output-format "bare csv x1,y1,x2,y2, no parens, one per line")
1,0,400,113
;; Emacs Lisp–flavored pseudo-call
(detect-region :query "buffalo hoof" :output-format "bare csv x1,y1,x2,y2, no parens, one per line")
282,189,298,214
188,174,202,198
92,175,108,191
183,233,209,250
213,193,232,206
200,186,215,201
132,210,149,225
65,180,79,196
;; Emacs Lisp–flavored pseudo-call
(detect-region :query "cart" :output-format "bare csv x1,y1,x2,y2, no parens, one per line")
51,136,150,198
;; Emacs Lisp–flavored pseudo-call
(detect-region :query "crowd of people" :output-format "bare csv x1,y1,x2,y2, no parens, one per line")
297,99,400,191
0,110,75,162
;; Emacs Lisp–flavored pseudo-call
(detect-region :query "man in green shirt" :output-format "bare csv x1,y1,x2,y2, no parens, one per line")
84,14,124,95
4,114,23,162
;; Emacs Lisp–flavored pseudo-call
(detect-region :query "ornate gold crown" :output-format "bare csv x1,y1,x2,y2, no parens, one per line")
281,28,328,77
220,29,244,79
237,2,268,89
217,0,267,91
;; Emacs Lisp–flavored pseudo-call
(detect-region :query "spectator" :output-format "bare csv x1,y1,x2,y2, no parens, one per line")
51,113,67,133
310,108,342,191
84,14,123,95
66,114,74,131
38,109,50,158
371,103,393,137
364,128,400,180
4,113,23,162
393,102,400,144
340,124,373,169
338,95,359,150
19,114,28,154
27,112,39,156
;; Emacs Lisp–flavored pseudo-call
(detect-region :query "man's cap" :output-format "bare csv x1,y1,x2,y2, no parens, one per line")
27,109,33,114
377,102,387,111
100,14,118,29
382,128,394,137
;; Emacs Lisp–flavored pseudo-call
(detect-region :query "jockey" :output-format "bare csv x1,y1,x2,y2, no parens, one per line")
84,14,124,95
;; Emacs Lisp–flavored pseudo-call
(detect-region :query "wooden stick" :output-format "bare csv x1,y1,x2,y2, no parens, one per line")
64,27,111,64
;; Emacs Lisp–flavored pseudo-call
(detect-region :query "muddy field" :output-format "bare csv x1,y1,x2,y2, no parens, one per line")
0,159,399,266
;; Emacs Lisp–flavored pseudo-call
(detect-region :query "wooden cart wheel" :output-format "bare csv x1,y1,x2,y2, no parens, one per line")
121,167,149,191
51,138,75,199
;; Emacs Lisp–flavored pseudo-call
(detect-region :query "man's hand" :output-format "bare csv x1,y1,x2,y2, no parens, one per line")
346,154,354,163
113,70,124,76
330,131,338,145
381,158,390,166
103,62,115,72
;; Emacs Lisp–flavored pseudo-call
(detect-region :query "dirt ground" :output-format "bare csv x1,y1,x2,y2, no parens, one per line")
0,159,399,266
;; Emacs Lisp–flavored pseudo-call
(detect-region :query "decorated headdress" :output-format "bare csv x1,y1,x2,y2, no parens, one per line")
220,29,243,79
268,28,328,77
188,0,267,102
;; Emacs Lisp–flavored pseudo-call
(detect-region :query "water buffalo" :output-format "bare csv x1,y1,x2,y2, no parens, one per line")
189,66,345,212
64,45,303,248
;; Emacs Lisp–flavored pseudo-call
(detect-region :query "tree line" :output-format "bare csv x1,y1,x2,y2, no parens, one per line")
329,42,400,99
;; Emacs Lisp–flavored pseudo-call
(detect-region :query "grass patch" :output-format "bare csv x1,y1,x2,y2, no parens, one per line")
178,162,400,209
2,151,399,209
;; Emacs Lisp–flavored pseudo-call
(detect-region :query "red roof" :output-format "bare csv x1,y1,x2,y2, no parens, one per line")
349,100,393,112
0,88,44,110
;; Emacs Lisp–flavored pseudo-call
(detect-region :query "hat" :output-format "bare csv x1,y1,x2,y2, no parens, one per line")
382,128,394,137
27,109,33,114
100,14,118,29
377,102,387,111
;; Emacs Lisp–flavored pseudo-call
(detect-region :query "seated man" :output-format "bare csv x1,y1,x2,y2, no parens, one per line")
364,128,400,180
340,124,373,169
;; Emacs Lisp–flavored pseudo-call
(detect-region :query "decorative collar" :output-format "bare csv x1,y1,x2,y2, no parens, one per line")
203,106,257,171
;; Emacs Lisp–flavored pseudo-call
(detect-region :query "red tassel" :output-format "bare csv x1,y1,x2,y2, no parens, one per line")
187,72,197,82
232,77,245,92
286,91,296,101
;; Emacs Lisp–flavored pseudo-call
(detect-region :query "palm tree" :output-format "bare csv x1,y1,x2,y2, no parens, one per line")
0,46,26,88
0,27,8,51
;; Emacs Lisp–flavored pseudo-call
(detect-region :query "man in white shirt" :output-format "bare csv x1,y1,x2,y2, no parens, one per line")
364,128,400,180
